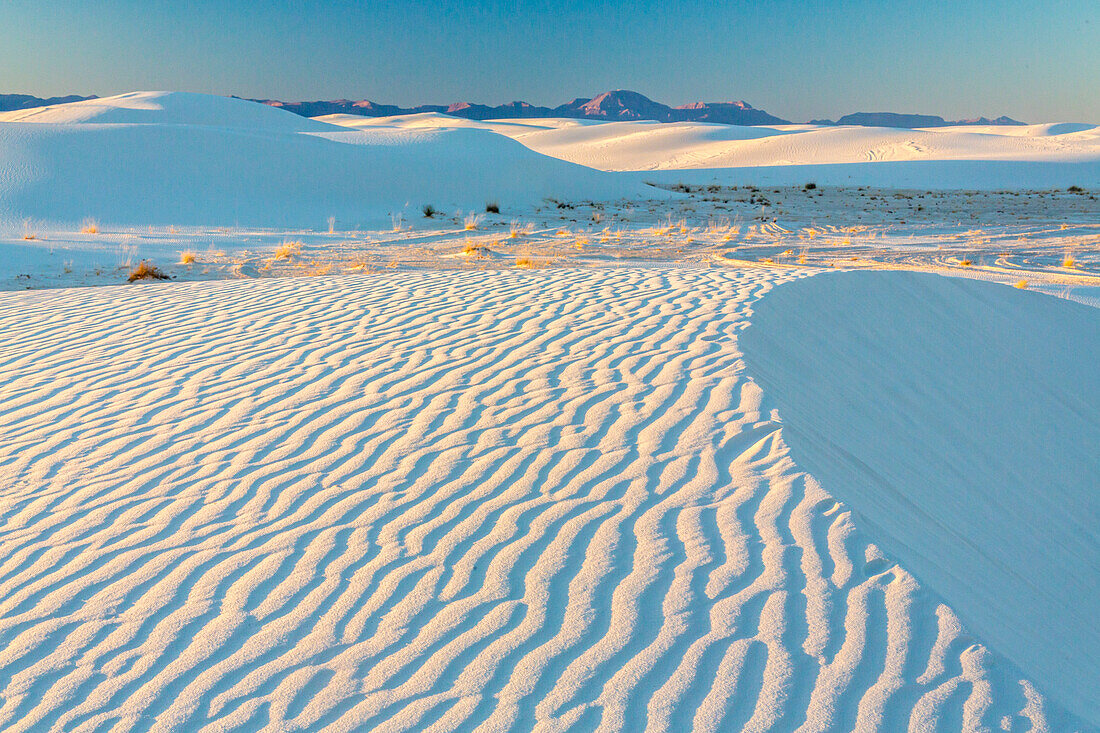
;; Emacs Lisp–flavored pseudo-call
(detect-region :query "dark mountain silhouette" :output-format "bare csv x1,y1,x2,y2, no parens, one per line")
0,93,97,112
1,91,1028,129
816,112,1026,128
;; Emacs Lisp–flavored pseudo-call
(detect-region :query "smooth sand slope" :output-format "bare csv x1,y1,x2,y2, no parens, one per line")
741,271,1100,725
0,268,1083,731
0,92,647,229
321,113,1100,189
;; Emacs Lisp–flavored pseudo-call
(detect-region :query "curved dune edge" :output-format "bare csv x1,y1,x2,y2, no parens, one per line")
741,270,1100,727
0,268,1085,730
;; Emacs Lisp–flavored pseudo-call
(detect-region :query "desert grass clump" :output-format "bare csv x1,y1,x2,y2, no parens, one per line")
274,241,302,261
515,255,541,269
1014,279,1029,289
461,240,488,258
804,182,817,190
179,251,197,265
959,258,973,267
127,261,169,282
508,220,533,238
81,218,99,234
463,212,482,230
1063,254,1076,268
485,201,500,214
422,204,437,218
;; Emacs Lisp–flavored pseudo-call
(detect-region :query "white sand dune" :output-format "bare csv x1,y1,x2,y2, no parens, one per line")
0,91,339,132
0,268,1085,731
741,271,1100,725
0,93,648,229
321,112,1100,189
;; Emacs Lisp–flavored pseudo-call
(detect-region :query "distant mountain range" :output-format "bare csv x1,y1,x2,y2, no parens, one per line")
811,112,1026,127
252,90,791,126
0,93,96,111
0,90,1026,128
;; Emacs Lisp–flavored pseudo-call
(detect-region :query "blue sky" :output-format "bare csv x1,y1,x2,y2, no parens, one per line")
1,0,1096,121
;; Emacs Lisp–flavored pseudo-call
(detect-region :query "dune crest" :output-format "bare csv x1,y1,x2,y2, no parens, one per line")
742,271,1100,724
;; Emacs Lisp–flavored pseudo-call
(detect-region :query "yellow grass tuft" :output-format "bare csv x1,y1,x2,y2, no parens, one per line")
274,241,302,261
1014,279,1029,289
515,255,542,268
81,218,99,234
127,261,169,282
959,259,972,267
464,213,482,230
179,251,197,265
1063,254,1076,268
508,220,532,238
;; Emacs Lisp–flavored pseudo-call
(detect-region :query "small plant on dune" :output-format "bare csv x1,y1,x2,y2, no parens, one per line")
804,182,817,190
508,220,533,238
127,261,169,282
328,215,336,234
1014,279,1029,289
959,258,972,266
515,255,541,268
81,218,99,234
463,213,482,230
274,241,302,261
1067,185,1084,193
461,240,488,258
485,201,500,214
390,212,405,232
179,251,197,265
1063,254,1076,268
422,203,437,218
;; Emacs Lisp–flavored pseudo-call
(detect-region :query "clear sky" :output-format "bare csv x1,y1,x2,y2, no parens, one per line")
1,0,1097,122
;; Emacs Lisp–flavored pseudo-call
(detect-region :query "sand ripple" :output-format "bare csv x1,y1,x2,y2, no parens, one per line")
0,269,1067,731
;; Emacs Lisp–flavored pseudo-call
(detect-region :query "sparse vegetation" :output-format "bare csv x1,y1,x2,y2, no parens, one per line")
179,251,197,264
508,220,533,238
1014,279,1029,289
464,213,482,230
127,261,169,282
1063,254,1076,268
81,218,99,234
1068,185,1084,193
485,201,500,214
804,182,817,190
422,204,437,218
274,241,302,261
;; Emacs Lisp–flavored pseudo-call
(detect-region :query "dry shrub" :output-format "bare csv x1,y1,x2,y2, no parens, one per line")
128,261,169,282
81,218,99,234
275,241,302,261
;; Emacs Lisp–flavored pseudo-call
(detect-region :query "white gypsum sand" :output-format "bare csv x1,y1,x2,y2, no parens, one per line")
0,268,1089,731
318,113,1100,190
741,271,1100,724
